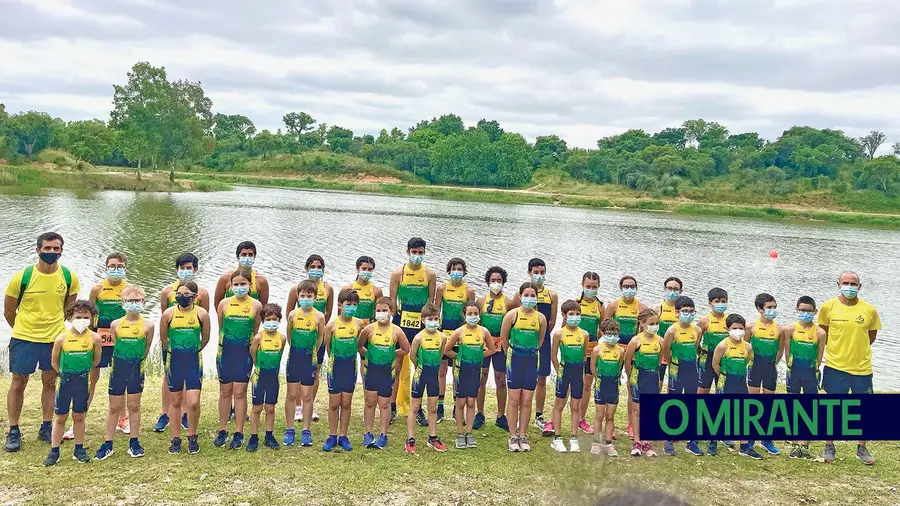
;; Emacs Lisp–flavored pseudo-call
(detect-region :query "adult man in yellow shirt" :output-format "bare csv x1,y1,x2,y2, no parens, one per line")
817,271,880,465
4,232,81,452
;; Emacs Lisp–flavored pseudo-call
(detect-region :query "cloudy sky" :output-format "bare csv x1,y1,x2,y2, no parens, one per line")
1,0,899,148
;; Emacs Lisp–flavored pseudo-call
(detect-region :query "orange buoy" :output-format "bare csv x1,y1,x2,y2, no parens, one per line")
769,249,779,259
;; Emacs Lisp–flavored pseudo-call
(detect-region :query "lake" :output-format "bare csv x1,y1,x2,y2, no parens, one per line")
1,186,897,389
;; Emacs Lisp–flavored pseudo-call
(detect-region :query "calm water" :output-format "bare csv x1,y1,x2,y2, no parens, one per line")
0,186,897,389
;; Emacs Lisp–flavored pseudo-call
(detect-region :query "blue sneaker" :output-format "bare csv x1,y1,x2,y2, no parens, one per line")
686,441,705,456
363,432,375,448
153,414,169,433
229,432,244,450
416,408,428,427
264,433,280,450
38,422,52,444
94,441,114,460
495,415,510,432
663,441,676,456
213,430,228,448
721,440,736,450
761,440,780,455
301,430,313,447
707,441,718,457
5,428,22,452
187,435,200,455
127,440,145,458
168,437,182,454
181,413,188,430
338,436,353,451
436,404,445,423
740,443,763,460
43,449,60,466
473,412,485,430
322,435,338,452
246,435,259,452
282,429,295,446
374,433,387,449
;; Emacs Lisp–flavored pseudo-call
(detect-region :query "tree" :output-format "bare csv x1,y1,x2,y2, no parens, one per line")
6,111,56,156
597,129,653,153
491,132,533,186
213,114,256,142
863,156,900,193
476,119,504,142
325,125,353,153
534,135,568,166
66,119,114,163
111,62,170,174
430,114,465,136
251,129,278,159
652,127,686,149
859,130,887,159
283,112,316,139
892,141,900,157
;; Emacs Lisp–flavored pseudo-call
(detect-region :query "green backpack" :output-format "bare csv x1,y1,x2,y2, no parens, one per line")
17,265,72,305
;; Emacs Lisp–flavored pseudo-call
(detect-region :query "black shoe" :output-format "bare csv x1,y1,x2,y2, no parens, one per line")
229,432,244,450
5,429,22,452
264,434,280,450
416,408,428,427
43,449,60,466
213,430,228,448
246,435,259,452
72,446,91,463
168,437,182,454
187,435,200,455
38,423,52,444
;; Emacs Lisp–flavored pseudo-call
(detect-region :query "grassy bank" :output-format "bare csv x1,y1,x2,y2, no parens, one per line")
0,374,894,506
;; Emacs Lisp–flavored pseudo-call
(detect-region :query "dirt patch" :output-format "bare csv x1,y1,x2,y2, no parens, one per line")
0,486,34,506
335,172,402,184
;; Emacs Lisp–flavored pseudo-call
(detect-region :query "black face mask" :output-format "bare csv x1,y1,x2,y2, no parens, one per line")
175,294,195,308
39,252,60,265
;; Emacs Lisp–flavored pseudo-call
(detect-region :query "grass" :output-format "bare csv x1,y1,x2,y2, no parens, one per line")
0,163,232,194
0,374,895,506
221,152,423,183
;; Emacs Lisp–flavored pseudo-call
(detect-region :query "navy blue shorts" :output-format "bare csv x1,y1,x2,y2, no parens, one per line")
821,366,872,394
286,347,317,386
166,351,202,392
594,376,620,405
629,369,659,403
506,353,538,391
538,333,551,377
364,362,394,397
786,366,819,394
697,350,718,390
317,341,326,365
667,360,699,395
97,345,114,368
748,356,777,391
658,363,668,385
327,357,357,394
56,373,89,415
454,363,480,398
217,343,252,384
9,338,53,375
555,363,584,399
412,365,439,399
108,358,145,396
252,370,280,405
482,350,506,374
718,374,749,394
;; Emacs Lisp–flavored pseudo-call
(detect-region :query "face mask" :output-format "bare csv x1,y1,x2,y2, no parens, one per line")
71,318,91,333
465,315,480,326
342,304,358,317
177,269,195,281
375,311,390,323
238,256,255,268
489,282,503,294
531,274,546,285
566,315,582,327
358,271,373,281
307,268,324,280
231,285,250,297
665,290,680,301
122,301,143,313
409,254,424,265
678,311,695,324
583,288,598,298
39,252,60,265
425,319,440,331
713,303,728,314
601,334,619,345
763,308,778,320
646,324,659,334
798,311,815,324
729,329,745,341
107,267,126,281
449,271,465,282
297,297,314,309
840,284,859,299
621,287,637,299
520,296,537,309
262,321,279,333
176,294,195,308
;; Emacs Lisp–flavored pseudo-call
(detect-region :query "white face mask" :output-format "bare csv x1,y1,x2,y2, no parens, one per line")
489,282,503,295
729,329,745,341
646,324,659,335
375,311,390,323
72,318,91,333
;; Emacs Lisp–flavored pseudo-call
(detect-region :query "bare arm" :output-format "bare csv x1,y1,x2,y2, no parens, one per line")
315,313,326,352
744,322,755,343
869,330,878,346
357,325,372,357
199,309,211,350
816,328,827,368
602,299,617,320
324,283,334,323
216,299,226,337
144,320,155,359
389,270,401,308
466,286,476,303
323,322,335,356
51,335,63,373
257,274,270,305
483,327,496,357
285,310,295,347
408,335,421,368
548,291,558,333
250,334,261,366
159,308,171,351
91,332,102,368
623,338,638,377
395,326,410,358
590,346,600,380
712,342,725,376
198,288,211,313
285,286,298,315
662,327,676,363
434,284,445,316
252,300,262,335
550,329,561,373
443,329,461,359
373,285,384,300
427,269,437,304
537,313,548,349
776,326,788,364
4,295,18,328
214,273,228,309
500,311,514,351
88,283,101,304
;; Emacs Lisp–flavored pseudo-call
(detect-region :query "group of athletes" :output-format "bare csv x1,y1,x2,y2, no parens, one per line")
2,233,882,467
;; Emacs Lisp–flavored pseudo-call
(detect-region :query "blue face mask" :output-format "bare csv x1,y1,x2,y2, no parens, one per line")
665,290,680,301
231,285,250,297
298,297,314,308
262,321,279,332
238,256,255,268
409,254,424,265
39,252,60,265
307,268,324,280
621,287,637,299
177,269,195,281
343,304,358,317
465,315,480,326
107,267,126,281
582,288,597,298
566,315,582,327
122,301,143,313
449,271,465,282
601,334,619,345
521,296,537,309
358,270,373,281
763,308,778,320
531,274,546,285
713,303,728,314
679,311,695,324
840,284,859,299
425,320,440,331
798,311,815,324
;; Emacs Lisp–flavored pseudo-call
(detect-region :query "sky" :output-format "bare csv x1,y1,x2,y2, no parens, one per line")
1,0,900,149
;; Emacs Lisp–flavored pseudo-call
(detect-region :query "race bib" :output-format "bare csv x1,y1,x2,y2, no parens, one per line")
400,311,421,329
493,337,503,353
98,328,114,347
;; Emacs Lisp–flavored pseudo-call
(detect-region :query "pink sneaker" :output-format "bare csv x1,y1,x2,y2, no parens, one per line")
541,421,555,437
578,419,594,434
642,442,657,457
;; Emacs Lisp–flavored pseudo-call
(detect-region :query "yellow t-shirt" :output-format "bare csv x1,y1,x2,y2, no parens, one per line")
818,297,881,375
5,266,81,343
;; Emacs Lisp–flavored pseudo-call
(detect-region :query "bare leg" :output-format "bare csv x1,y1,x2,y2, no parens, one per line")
339,393,352,437
632,402,641,443
126,394,142,438
233,383,248,433
283,383,299,431
40,371,57,424
300,385,314,431
185,390,201,437
51,413,67,448
218,382,234,431
407,397,421,439
465,398,476,431
88,367,100,408
105,395,125,441
7,374,28,426
169,391,184,439
427,396,438,437
507,389,521,438
520,390,535,437
551,397,566,435
160,376,170,417
570,398,580,436
580,375,592,422
363,390,377,434
72,412,86,445
439,360,449,405
250,404,262,435
455,397,465,433
495,372,507,417
477,367,489,413
594,404,607,443
264,404,276,432
377,396,391,435
328,394,341,435
535,376,547,417
605,404,617,443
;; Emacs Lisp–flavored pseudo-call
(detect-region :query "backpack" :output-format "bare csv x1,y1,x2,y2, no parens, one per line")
17,265,72,306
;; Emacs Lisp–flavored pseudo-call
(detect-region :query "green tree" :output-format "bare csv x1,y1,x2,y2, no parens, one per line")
6,111,56,156
597,129,653,153
863,156,900,193
476,119,504,142
859,130,887,159
326,126,354,153
66,119,115,163
283,112,316,139
534,135,568,167
652,127,686,149
111,62,170,174
251,129,278,159
491,132,533,186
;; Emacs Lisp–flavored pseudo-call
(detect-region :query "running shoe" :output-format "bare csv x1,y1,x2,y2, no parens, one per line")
789,444,802,459
168,437,182,454
405,438,416,454
663,440,675,456
187,435,200,455
739,443,763,460
465,433,477,448
229,432,244,450
630,442,642,457
181,413,188,430
534,416,546,432
416,408,428,428
625,423,634,440
213,430,228,448
294,406,303,422
707,441,718,456
38,423,52,443
569,437,581,453
473,412,485,430
390,406,397,425
153,414,169,432
541,420,555,437
550,436,567,452
43,449,60,466
761,440,780,455
62,426,75,441
590,442,604,455
606,444,619,457
94,441,114,460
73,446,91,463
857,445,876,465
436,404,445,423
300,430,313,447
363,432,376,448
117,417,131,435
642,442,657,457
264,433,280,450
518,437,531,452
283,429,295,446
246,435,259,452
322,435,338,452
5,428,22,452
508,437,520,452
456,433,467,449
337,436,352,451
128,439,145,458
823,443,836,463
427,436,447,452
685,441,704,456
374,433,387,449
495,415,509,432
578,419,594,434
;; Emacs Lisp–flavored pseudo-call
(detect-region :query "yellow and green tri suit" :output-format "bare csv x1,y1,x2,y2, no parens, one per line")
166,305,203,392
393,263,429,415
327,317,360,394
578,296,602,374
287,309,319,386
481,295,507,373
363,323,397,397
535,286,553,377
217,296,255,384
351,279,376,324
109,316,148,396
614,297,640,346
56,328,94,414
748,319,778,391
412,330,442,399
312,280,328,314
629,333,660,403
657,300,677,378
251,331,284,406
594,344,623,405
717,339,749,394
506,308,540,391
454,325,485,398
668,324,700,394
699,312,728,390
95,279,127,356
786,322,820,394
225,269,260,299
556,326,586,400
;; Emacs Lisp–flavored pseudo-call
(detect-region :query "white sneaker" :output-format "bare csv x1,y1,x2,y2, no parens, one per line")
533,417,545,431
294,406,303,422
569,437,581,453
519,437,532,452
590,442,604,455
508,437,521,452
63,426,75,441
116,417,131,435
606,444,619,457
311,412,320,422
550,436,568,453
